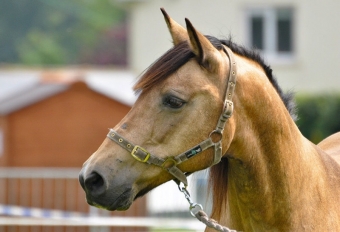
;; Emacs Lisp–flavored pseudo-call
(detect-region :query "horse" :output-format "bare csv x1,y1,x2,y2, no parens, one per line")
79,9,340,231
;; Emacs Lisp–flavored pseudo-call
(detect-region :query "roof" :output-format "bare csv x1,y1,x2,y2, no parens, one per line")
0,69,137,115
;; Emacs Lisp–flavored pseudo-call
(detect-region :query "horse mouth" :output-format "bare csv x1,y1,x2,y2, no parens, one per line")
108,189,134,211
87,188,134,211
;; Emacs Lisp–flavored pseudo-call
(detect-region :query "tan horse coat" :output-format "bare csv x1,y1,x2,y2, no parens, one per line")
79,9,340,232
319,132,340,163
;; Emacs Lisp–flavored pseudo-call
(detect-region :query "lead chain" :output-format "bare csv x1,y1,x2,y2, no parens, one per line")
177,183,203,217
177,182,239,232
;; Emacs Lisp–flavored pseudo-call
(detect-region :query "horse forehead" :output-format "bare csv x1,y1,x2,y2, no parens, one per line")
178,59,203,75
169,60,213,86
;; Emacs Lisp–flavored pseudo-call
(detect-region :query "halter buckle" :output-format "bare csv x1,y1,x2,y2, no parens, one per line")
223,100,234,118
131,145,150,163
223,99,234,118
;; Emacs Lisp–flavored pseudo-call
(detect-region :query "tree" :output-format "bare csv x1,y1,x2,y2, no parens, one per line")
0,0,127,66
296,94,340,143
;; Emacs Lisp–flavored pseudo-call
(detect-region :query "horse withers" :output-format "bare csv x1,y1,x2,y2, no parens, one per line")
79,9,340,231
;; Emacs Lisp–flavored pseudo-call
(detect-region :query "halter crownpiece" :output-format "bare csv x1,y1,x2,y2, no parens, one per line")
106,46,237,186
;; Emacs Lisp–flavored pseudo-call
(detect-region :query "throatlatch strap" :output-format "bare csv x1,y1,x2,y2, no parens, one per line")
210,46,237,165
215,46,237,134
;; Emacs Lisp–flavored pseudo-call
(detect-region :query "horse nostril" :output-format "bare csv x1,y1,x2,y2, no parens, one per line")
83,172,106,196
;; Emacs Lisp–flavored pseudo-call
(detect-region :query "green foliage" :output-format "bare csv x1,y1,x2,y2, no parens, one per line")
17,30,68,65
0,0,126,66
296,94,340,143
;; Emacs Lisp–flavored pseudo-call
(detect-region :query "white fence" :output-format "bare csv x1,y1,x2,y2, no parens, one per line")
0,168,205,232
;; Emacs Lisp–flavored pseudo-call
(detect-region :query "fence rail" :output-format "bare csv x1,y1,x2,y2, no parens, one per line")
0,168,80,179
0,216,203,230
0,167,205,231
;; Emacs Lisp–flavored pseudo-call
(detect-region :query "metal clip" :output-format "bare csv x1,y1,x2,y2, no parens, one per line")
178,182,203,217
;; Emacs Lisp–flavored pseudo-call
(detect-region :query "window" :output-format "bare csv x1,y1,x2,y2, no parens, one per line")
277,8,293,52
245,7,294,63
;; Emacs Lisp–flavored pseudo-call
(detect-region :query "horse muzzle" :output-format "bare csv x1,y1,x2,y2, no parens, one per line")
78,168,134,211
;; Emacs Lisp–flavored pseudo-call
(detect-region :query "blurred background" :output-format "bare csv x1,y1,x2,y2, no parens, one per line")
0,0,339,231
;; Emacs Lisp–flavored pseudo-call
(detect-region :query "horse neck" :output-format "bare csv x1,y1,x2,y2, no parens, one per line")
212,61,340,230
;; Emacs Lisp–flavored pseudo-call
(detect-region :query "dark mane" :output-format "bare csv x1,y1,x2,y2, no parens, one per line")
134,36,296,120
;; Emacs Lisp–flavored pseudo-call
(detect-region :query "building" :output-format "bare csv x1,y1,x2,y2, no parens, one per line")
0,69,148,231
122,0,340,93
0,69,136,167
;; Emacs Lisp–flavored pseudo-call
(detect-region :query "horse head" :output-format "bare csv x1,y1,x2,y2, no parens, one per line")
79,9,236,211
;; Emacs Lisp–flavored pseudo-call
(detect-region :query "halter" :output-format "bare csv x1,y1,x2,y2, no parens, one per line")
107,46,237,187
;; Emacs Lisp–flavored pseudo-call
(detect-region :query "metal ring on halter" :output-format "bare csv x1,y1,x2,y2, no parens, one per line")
209,129,223,144
161,156,178,169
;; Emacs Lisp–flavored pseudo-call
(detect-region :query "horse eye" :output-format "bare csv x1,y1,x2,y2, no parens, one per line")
163,95,186,109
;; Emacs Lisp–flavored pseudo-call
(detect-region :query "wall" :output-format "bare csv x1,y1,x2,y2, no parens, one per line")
0,116,8,166
126,0,340,93
5,81,130,167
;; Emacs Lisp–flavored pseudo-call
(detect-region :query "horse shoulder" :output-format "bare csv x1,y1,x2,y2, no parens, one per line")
318,132,340,165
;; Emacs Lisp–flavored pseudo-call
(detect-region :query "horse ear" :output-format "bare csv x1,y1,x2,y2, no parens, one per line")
161,8,188,45
185,18,218,70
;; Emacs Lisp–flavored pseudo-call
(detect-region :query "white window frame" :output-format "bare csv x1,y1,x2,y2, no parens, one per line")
244,6,295,65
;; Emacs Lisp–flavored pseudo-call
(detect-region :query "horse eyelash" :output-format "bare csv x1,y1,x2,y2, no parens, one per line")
163,95,186,109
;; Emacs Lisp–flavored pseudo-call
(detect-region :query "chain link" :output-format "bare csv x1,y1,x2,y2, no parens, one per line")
177,182,239,232
178,183,203,217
